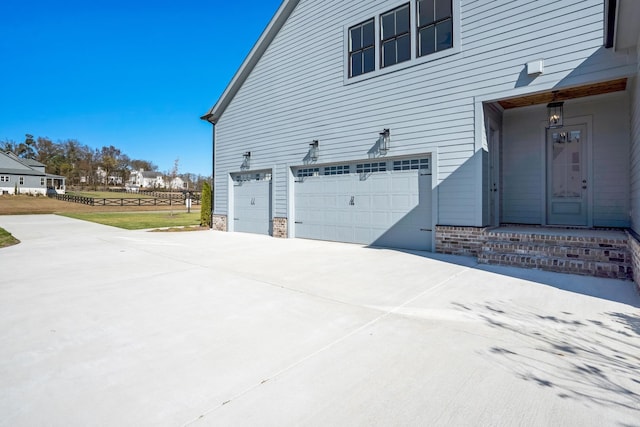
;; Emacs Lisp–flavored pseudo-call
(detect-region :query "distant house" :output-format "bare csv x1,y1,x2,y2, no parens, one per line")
0,151,65,195
169,176,186,191
128,169,165,189
95,167,123,185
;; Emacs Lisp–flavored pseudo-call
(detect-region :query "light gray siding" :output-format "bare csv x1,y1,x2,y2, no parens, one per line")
214,0,634,227
630,60,640,233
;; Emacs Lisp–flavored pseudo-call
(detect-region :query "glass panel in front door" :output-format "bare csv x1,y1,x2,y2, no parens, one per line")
551,130,581,198
547,126,588,226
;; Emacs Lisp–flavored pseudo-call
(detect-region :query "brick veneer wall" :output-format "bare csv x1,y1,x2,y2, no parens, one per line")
273,217,287,238
211,214,227,232
626,230,640,291
435,226,489,257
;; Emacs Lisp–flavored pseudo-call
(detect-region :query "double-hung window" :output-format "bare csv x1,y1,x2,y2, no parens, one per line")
19,177,24,185
417,0,453,57
349,19,375,77
381,4,411,68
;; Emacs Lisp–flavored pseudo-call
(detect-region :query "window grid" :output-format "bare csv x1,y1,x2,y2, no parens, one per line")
19,177,24,185
234,173,272,182
393,158,430,171
417,0,453,57
296,168,320,178
356,162,387,173
41,178,45,185
0,176,9,182
349,19,375,77
324,165,350,175
380,3,411,68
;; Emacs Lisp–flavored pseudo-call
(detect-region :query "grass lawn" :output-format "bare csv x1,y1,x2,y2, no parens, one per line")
59,211,202,230
0,227,20,248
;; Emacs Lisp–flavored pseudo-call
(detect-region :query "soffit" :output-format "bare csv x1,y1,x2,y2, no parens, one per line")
497,78,628,110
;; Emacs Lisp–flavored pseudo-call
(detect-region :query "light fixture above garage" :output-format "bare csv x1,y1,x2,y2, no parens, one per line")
309,140,319,161
379,128,390,154
242,151,251,169
547,92,563,129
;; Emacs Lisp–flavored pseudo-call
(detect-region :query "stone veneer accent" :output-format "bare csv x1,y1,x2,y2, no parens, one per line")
435,226,489,257
272,217,288,238
211,214,227,232
626,230,640,291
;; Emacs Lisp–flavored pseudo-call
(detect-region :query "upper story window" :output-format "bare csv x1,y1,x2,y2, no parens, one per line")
19,177,24,185
381,4,411,68
349,19,375,77
417,0,453,57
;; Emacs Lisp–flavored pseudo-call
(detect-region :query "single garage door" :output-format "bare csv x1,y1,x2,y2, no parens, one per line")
294,158,432,251
232,172,272,235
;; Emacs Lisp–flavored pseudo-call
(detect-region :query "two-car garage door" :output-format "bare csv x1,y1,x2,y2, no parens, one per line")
294,157,432,251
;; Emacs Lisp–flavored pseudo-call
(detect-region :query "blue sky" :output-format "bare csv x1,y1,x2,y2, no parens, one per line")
0,0,283,176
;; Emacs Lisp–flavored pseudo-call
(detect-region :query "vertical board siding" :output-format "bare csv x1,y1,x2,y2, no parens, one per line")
214,0,626,226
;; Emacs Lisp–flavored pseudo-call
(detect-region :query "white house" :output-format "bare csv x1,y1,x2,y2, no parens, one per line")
202,1,640,282
95,166,123,185
128,169,165,189
0,151,65,195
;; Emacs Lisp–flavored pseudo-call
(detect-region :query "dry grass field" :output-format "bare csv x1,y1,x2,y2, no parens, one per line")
0,195,193,215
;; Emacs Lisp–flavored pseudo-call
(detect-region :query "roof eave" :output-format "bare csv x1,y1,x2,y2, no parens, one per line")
202,0,300,125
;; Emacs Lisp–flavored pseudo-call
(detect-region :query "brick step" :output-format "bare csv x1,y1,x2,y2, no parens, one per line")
483,232,628,249
482,241,630,264
478,251,632,280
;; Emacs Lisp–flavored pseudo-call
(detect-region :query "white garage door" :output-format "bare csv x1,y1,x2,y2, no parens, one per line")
294,158,432,251
232,172,272,235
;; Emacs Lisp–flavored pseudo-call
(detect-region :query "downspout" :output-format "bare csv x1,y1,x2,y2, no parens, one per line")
604,0,617,48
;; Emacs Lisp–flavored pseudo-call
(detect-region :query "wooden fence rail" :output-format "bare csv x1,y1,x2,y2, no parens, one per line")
50,194,201,207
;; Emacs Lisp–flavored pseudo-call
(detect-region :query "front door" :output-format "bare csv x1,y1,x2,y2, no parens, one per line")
546,125,588,226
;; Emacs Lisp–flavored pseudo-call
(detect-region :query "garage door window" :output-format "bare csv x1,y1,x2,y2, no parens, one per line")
393,158,430,171
324,165,350,175
234,172,271,182
297,167,320,178
356,162,387,173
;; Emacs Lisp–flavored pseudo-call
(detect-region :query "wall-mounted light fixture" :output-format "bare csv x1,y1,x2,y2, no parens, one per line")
309,140,319,161
547,92,563,129
242,151,251,169
379,128,390,154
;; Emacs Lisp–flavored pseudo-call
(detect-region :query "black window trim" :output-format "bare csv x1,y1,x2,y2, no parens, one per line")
348,18,375,78
344,0,460,85
380,3,411,69
417,0,454,58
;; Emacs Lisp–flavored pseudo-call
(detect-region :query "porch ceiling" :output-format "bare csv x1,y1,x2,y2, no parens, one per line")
497,78,627,109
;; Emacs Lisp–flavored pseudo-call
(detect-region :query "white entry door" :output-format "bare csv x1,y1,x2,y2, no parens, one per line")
547,125,588,226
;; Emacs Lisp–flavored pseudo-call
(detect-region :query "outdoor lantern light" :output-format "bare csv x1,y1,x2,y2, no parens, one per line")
309,140,319,161
547,92,564,128
379,128,390,154
242,151,251,169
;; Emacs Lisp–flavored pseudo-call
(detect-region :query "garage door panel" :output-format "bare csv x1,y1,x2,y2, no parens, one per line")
294,160,432,251
234,179,271,235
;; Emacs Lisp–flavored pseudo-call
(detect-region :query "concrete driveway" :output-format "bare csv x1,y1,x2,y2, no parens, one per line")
0,215,639,427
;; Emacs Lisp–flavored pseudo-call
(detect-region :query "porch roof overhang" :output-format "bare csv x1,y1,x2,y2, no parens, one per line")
497,78,628,110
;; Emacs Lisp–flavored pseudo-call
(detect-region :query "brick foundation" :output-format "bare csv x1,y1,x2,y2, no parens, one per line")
272,217,288,238
435,225,489,257
626,230,640,291
211,214,227,232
